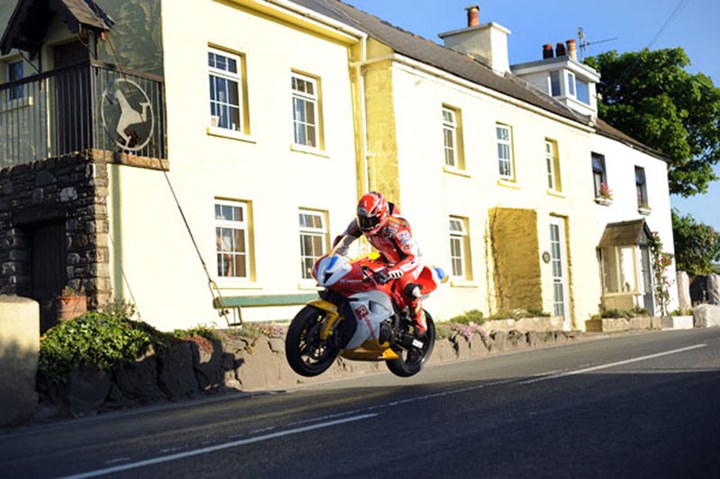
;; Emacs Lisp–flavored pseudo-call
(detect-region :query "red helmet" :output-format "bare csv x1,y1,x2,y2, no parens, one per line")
356,192,388,235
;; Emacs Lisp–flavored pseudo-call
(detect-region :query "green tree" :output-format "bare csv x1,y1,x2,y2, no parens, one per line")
671,210,720,275
587,48,720,197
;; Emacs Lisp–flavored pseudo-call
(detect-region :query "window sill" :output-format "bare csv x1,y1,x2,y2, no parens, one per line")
638,206,652,216
443,165,471,178
497,178,520,190
594,197,613,206
546,189,565,198
1,95,33,113
449,279,478,288
290,143,330,158
207,126,255,143
214,278,262,289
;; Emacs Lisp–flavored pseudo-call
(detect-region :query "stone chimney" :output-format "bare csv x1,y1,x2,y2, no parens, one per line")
555,42,566,57
542,44,554,59
439,5,512,73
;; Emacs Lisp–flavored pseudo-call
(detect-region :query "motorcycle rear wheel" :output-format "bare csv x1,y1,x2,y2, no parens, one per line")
285,305,340,377
386,311,435,377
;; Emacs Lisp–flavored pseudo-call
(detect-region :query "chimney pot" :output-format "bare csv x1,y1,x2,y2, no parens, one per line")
555,42,566,57
465,5,480,27
566,39,577,60
543,44,554,59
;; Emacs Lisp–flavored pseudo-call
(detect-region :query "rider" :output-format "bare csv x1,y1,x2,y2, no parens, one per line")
334,192,427,335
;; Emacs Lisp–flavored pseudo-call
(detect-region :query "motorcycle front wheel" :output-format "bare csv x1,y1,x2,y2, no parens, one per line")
386,311,436,377
285,305,341,377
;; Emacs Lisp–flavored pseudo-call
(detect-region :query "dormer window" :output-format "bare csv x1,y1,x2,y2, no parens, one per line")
566,72,576,97
550,71,561,96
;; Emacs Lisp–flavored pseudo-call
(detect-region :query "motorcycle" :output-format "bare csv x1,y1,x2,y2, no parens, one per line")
285,236,447,378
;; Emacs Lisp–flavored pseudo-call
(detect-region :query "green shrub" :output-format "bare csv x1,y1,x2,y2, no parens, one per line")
448,309,486,325
39,310,220,385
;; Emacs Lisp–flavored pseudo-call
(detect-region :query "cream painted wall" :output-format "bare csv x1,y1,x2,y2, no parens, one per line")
591,134,679,312
388,61,601,327
106,0,360,330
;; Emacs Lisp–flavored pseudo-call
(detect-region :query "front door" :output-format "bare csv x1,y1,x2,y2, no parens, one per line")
639,245,656,316
28,222,67,334
549,217,570,329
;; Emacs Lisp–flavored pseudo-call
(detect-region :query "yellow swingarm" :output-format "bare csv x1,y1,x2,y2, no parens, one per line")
308,300,342,340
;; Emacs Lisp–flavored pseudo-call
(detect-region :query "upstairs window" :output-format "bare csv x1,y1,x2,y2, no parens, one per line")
545,139,562,192
496,124,514,180
208,48,242,132
442,106,465,170
6,60,23,101
292,73,321,149
592,153,607,197
566,72,576,97
635,166,649,208
576,78,590,105
299,209,327,280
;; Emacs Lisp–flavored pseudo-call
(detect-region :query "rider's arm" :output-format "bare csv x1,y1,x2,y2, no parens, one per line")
333,219,362,256
388,220,420,274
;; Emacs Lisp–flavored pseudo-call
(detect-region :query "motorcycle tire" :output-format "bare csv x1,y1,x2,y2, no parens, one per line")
285,305,341,377
386,311,436,377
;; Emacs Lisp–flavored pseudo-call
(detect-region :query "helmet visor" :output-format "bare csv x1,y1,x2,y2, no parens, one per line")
358,214,380,232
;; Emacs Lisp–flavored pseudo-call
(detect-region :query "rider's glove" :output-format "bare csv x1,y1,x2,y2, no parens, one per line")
377,268,402,284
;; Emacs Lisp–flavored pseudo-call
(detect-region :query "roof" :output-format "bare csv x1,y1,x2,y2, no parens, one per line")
595,118,669,162
1,0,113,56
598,219,652,247
290,0,589,125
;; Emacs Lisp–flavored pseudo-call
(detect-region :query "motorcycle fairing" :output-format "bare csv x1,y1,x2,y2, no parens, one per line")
344,290,394,349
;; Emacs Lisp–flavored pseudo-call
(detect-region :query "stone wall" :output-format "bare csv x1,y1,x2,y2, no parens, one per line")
0,150,112,312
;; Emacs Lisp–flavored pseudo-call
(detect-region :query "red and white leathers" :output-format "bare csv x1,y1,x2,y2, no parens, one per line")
335,197,426,334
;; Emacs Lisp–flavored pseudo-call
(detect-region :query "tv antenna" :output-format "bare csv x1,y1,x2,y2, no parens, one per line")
578,27,617,61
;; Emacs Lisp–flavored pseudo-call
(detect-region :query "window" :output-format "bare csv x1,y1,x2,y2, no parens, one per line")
635,166,649,208
496,124,514,180
299,209,327,280
545,139,561,191
576,78,590,105
549,71,561,97
566,72,576,97
592,153,607,197
600,246,637,293
215,200,250,278
449,217,471,280
292,73,321,148
208,48,242,132
6,60,23,101
442,107,457,167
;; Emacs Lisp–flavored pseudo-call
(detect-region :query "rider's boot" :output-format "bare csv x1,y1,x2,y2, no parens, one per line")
410,304,426,336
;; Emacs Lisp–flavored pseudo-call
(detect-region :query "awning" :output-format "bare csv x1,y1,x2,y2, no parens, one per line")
1,0,114,56
598,219,651,247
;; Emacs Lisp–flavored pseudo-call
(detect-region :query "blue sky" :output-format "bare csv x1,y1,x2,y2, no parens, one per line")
344,0,720,230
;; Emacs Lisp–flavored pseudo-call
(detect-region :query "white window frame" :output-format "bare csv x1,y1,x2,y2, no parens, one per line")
291,73,320,149
496,124,514,180
208,47,242,132
592,153,607,197
545,140,556,190
299,209,327,280
635,166,649,208
566,71,576,98
215,199,250,279
442,107,458,168
449,217,469,279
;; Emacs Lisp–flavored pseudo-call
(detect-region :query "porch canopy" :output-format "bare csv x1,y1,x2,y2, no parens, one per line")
598,219,651,248
1,0,113,56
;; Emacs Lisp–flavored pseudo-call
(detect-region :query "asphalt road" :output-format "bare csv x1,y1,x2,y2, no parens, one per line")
2,328,719,479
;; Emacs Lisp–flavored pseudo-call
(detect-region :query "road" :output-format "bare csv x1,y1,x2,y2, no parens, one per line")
1,328,719,478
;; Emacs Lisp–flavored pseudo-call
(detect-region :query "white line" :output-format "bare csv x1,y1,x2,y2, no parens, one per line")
519,344,707,384
61,413,378,479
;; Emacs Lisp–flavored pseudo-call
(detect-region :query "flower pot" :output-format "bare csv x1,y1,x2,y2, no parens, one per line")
58,295,87,321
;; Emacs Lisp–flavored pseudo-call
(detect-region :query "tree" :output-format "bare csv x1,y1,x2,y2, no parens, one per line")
671,209,720,275
587,48,720,197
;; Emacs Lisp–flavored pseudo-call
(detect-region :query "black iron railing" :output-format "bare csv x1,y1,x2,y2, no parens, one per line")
0,60,166,167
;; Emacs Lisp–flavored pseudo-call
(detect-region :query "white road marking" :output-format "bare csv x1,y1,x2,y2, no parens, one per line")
518,344,707,384
61,413,378,479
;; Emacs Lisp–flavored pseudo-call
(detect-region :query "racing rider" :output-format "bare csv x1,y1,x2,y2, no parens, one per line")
334,192,426,335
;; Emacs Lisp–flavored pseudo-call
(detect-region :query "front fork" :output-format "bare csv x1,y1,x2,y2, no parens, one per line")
307,299,342,341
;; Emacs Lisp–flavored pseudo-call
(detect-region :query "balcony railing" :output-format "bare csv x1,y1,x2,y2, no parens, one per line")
0,60,166,168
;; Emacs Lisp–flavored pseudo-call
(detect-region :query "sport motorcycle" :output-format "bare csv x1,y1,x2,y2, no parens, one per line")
285,236,447,378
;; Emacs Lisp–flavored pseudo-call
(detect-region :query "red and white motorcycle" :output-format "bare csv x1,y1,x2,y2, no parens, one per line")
285,236,447,378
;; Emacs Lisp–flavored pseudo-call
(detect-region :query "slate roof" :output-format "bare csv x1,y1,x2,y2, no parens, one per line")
598,219,651,247
290,0,589,125
1,0,113,55
595,118,669,162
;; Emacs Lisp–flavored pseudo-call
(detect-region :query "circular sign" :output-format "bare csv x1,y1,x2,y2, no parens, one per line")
101,78,154,152
542,251,552,264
